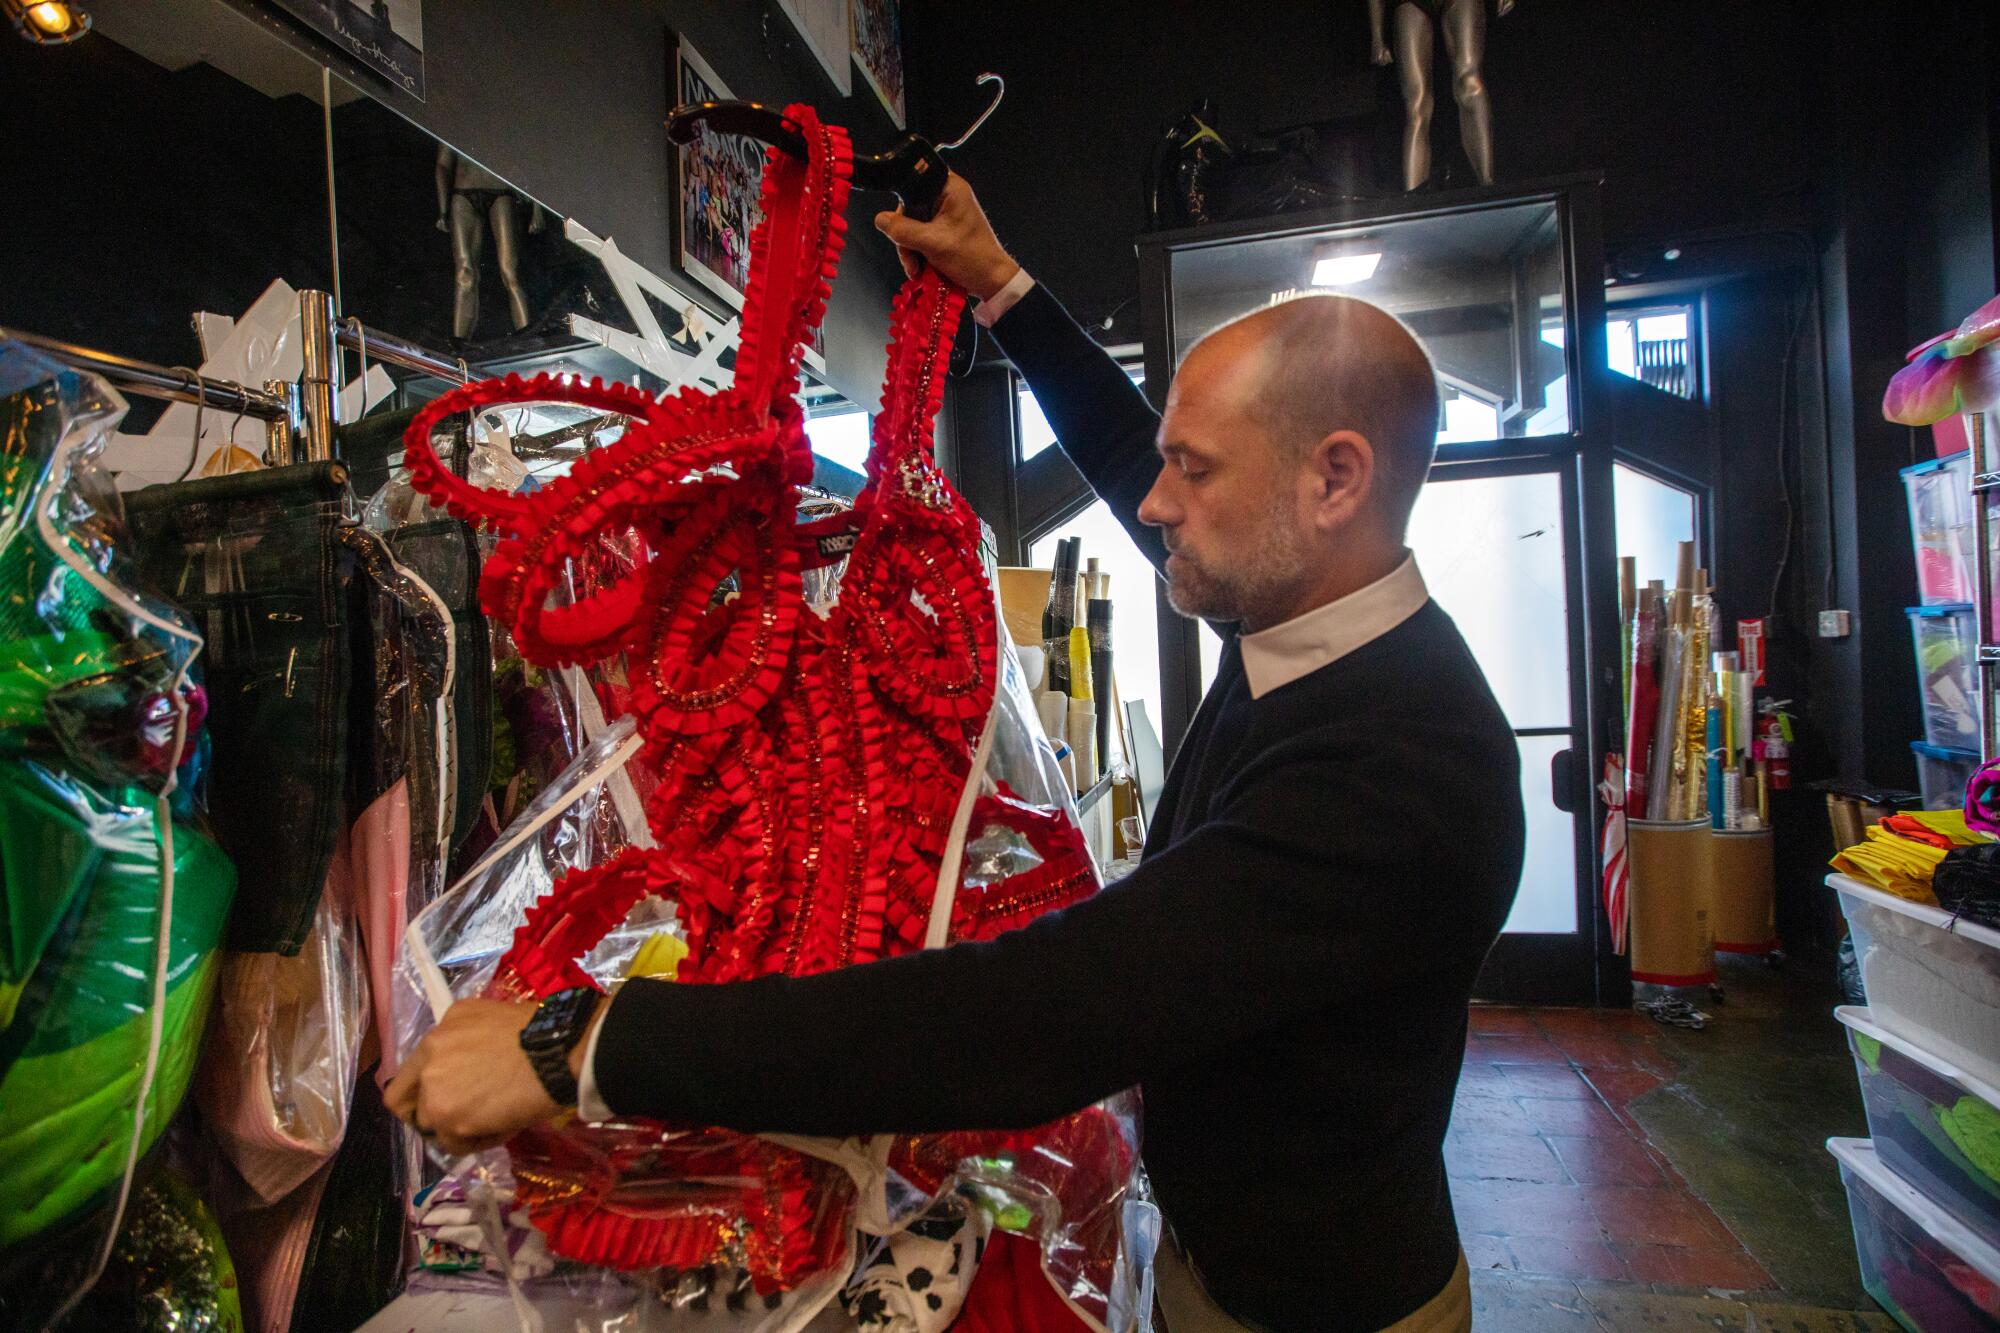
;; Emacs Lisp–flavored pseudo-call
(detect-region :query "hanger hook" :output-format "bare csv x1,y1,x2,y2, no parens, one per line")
938,72,1004,152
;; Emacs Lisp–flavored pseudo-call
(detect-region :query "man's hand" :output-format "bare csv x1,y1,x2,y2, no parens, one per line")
383,997,564,1157
874,174,1021,299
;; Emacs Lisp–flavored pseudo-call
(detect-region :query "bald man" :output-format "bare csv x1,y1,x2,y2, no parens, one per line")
391,176,1524,1333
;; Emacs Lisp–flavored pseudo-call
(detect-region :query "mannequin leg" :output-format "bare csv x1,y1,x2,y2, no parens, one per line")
1441,0,1495,185
447,193,485,340
489,195,532,331
1393,3,1436,191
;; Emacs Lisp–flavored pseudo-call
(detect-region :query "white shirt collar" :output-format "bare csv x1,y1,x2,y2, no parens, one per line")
1238,554,1429,698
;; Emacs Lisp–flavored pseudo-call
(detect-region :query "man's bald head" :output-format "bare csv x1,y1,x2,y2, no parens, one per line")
1187,295,1440,533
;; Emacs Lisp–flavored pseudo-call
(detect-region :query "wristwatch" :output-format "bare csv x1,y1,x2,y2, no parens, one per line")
519,986,599,1108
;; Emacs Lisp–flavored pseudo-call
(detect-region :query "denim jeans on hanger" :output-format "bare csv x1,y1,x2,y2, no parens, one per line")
126,462,356,956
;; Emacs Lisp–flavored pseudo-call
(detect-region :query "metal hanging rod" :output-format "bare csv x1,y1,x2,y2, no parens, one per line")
331,314,465,382
0,324,289,420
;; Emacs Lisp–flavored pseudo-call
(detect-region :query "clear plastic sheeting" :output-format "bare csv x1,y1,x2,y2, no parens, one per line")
196,856,370,1203
0,342,236,1328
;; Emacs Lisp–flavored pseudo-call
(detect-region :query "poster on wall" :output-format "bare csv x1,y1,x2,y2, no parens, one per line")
672,36,765,310
267,0,424,99
777,0,851,97
850,0,905,129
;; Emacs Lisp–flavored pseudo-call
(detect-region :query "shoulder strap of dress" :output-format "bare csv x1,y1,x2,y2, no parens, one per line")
862,267,966,488
730,105,854,414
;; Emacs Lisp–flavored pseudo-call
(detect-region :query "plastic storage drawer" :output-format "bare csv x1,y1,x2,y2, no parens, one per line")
1839,1006,2000,1253
1910,605,1982,753
1832,1137,2000,1332
1830,875,2000,1093
1906,452,1976,606
1915,741,1983,813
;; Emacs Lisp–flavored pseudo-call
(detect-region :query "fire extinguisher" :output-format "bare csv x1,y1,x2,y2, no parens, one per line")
1756,699,1794,791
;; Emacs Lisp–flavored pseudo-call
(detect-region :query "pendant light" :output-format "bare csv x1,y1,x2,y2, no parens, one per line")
5,0,91,44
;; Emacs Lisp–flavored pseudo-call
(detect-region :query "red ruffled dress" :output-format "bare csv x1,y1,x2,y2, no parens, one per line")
402,107,1141,1326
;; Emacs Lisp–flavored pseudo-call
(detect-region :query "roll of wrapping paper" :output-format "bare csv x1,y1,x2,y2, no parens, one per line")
1674,595,1712,821
1068,699,1097,789
1706,689,1725,829
1088,597,1113,768
1046,537,1080,695
1735,665,1754,776
1068,625,1093,703
1647,620,1684,821
1626,585,1662,812
1619,556,1636,724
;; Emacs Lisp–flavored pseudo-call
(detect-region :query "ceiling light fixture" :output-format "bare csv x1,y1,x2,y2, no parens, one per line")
5,0,91,43
1310,252,1382,287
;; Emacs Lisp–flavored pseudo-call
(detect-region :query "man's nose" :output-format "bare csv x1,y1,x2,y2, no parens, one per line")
1137,468,1176,528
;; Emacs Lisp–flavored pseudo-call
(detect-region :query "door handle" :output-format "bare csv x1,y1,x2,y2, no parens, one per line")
1550,747,1576,814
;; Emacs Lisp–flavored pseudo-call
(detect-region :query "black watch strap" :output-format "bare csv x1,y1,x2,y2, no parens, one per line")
520,986,597,1107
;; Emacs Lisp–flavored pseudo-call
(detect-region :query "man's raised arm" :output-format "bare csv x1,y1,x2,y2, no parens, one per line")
876,178,1166,575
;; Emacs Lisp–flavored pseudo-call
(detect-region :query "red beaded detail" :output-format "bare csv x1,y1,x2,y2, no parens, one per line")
412,105,1096,1290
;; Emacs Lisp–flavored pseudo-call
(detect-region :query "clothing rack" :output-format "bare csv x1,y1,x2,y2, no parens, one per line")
2,287,463,470
0,323,300,462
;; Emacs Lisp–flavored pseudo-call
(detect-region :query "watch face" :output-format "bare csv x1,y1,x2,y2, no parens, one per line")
526,986,597,1051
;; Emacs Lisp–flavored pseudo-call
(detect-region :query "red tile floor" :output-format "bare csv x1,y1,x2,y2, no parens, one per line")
1451,1005,1783,1294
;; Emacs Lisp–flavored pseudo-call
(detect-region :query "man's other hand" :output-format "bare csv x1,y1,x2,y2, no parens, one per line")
874,174,1021,297
384,997,562,1157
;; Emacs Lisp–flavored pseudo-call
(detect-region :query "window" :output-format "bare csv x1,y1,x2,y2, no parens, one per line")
1613,461,1698,589
1607,307,1695,399
1018,367,1145,460
1028,502,1162,728
803,406,870,473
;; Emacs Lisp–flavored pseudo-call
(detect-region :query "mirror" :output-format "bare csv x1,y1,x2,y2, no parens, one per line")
1164,200,1573,443
0,0,336,433
324,69,874,494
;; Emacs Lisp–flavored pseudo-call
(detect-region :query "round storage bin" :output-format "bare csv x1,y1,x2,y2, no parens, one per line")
1628,818,1714,988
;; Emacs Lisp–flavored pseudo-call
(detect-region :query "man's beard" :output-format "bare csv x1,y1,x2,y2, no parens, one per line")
1163,504,1312,631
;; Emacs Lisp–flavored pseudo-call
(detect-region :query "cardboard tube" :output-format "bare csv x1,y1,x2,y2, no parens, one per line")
1707,827,1778,954
1068,699,1097,782
1628,818,1716,986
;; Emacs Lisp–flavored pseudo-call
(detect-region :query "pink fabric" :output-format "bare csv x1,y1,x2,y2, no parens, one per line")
195,833,360,1202
352,779,412,1085
221,1157,334,1333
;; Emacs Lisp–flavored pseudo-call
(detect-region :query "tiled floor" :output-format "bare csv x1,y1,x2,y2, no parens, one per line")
1454,954,1898,1329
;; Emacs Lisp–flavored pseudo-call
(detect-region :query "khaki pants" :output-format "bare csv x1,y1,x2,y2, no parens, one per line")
1155,1244,1471,1333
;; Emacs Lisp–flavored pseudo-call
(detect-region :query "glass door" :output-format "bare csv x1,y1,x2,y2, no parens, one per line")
1409,457,1596,1002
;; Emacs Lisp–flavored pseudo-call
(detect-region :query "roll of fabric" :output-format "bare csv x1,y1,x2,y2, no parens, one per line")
1965,757,2000,837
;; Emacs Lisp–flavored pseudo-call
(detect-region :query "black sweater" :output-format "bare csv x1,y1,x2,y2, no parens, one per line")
595,283,1526,1331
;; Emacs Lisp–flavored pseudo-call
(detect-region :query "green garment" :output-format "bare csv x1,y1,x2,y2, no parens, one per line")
0,349,236,1252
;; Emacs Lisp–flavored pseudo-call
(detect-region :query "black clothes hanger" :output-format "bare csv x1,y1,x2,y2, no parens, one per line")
666,74,1004,223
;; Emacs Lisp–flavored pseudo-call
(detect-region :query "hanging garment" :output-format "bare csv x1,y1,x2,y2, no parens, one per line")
399,104,1137,1324
0,344,236,1318
126,463,357,955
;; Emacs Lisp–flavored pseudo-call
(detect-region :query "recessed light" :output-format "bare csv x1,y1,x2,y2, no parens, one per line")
1310,252,1382,287
1664,247,1682,261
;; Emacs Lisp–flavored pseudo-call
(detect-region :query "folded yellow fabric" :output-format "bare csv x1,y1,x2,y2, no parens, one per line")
1901,808,1990,847
1831,826,1946,904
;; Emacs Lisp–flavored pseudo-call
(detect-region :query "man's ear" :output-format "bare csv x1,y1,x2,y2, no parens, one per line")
1307,429,1375,528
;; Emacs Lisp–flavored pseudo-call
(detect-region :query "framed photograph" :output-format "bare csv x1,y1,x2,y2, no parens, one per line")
849,0,905,129
266,0,424,99
672,36,766,310
776,0,851,97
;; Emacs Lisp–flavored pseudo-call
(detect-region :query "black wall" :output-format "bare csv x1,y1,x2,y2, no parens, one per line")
909,0,1817,337
1806,12,1998,794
